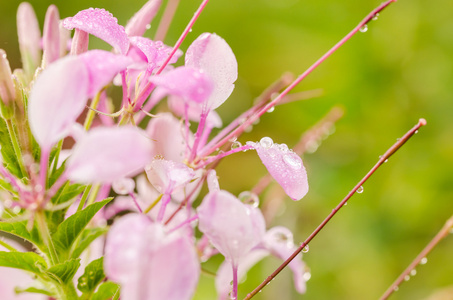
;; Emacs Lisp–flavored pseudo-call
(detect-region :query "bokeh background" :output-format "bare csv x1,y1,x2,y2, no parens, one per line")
1,0,453,299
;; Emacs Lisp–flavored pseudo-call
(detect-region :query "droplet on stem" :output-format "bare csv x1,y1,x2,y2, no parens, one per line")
420,257,428,265
359,24,368,32
302,245,310,253
356,186,364,193
372,13,379,21
404,275,411,281
231,141,242,150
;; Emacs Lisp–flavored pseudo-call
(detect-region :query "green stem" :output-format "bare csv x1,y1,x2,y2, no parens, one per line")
83,91,102,131
77,185,92,212
5,119,27,178
35,211,59,266
51,139,64,175
86,183,101,206
144,194,163,214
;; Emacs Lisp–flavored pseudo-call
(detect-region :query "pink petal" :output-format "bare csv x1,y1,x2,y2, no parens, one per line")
146,113,191,163
197,190,266,265
185,33,237,109
168,95,223,128
63,8,130,54
16,2,41,75
66,126,153,183
264,227,307,293
0,50,15,105
28,56,89,149
104,214,199,300
42,5,60,65
145,159,195,194
125,0,162,37
249,138,308,200
129,37,182,70
78,50,133,97
149,66,214,103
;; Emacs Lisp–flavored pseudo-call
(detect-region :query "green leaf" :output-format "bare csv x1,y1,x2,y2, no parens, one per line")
46,182,86,234
18,287,55,297
52,198,112,256
78,257,105,295
0,118,21,178
46,258,81,284
0,221,43,249
91,282,120,300
0,251,47,274
70,227,108,259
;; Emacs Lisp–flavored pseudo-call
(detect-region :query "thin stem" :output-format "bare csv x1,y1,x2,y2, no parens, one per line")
207,0,397,158
6,119,27,177
167,214,198,234
0,239,18,252
144,193,163,214
83,91,103,131
155,0,181,41
36,210,59,265
244,118,426,300
380,214,453,300
77,185,92,212
196,144,254,169
232,264,239,300
129,192,143,214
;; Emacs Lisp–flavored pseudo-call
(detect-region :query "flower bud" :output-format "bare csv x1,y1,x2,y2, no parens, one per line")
16,2,42,81
0,50,16,119
42,5,61,66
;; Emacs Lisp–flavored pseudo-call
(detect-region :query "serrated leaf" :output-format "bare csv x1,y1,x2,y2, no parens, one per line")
78,257,105,294
0,118,22,178
52,198,112,256
0,221,43,249
46,258,81,284
92,282,120,300
46,182,86,234
0,251,47,274
71,227,108,259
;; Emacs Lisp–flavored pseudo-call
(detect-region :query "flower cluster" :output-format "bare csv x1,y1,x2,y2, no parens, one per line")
0,1,311,299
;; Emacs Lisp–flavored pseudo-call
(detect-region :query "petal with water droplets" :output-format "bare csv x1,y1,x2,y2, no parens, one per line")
145,159,195,194
253,142,308,201
63,8,129,54
185,33,237,109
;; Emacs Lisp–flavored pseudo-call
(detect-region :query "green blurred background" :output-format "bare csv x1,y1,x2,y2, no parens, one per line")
1,0,453,299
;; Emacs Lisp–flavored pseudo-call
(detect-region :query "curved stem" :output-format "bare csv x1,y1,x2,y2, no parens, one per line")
83,91,103,131
6,119,27,178
244,118,426,300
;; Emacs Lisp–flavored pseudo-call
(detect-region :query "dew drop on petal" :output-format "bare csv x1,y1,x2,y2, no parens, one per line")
302,245,309,253
259,137,274,149
356,186,364,194
231,141,242,150
279,143,289,152
420,257,428,265
238,191,259,208
282,153,302,170
359,24,368,32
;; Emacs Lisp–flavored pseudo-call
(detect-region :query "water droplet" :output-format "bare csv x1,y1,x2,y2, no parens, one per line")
267,106,275,113
306,140,319,153
420,257,428,265
302,245,310,253
244,125,253,132
372,13,379,21
404,275,411,281
283,153,302,170
231,141,242,150
145,24,151,30
279,143,289,152
414,130,419,134
259,137,274,149
189,28,193,32
396,138,401,142
359,24,368,33
393,286,399,292
410,269,417,276
303,271,311,282
356,186,364,193
343,202,348,206
238,191,259,208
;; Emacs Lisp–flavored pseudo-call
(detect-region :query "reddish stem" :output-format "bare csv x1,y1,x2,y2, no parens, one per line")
380,214,453,300
244,118,426,300
205,0,397,158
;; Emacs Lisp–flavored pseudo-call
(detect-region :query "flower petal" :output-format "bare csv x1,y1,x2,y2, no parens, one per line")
104,214,199,300
185,33,237,109
66,126,153,183
129,37,182,70
42,5,61,65
250,139,308,200
125,0,162,37
63,8,129,54
145,159,195,194
149,66,214,103
28,56,89,149
197,190,265,265
78,50,133,97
